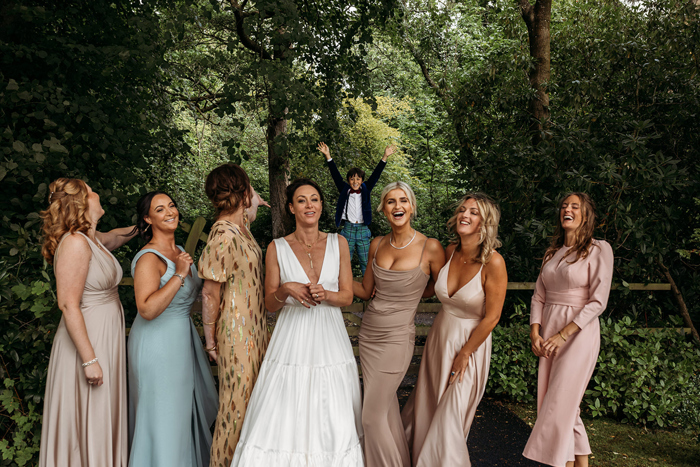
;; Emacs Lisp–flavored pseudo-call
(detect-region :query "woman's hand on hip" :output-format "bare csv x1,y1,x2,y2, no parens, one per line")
84,361,104,387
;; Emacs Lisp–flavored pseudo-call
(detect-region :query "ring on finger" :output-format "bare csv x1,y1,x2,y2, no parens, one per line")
314,293,319,298
450,371,456,376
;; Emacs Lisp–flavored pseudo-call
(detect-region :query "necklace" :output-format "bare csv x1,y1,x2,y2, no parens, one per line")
389,229,417,250
294,231,322,269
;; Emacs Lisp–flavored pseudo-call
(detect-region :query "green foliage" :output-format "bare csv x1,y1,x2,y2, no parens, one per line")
0,1,186,464
677,198,700,260
487,307,700,429
487,300,539,402
585,317,700,429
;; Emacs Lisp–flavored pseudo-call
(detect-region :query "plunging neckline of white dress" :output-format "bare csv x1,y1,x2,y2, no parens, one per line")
282,235,330,284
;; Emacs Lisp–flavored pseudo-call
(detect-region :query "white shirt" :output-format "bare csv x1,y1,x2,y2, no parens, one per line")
342,192,364,224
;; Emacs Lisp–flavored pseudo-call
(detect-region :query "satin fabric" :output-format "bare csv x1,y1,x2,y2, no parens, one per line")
128,247,218,467
523,240,614,467
39,232,128,467
402,256,490,466
231,234,364,466
359,238,430,467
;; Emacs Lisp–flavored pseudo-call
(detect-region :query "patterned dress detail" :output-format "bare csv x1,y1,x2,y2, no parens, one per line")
523,240,614,467
402,254,490,466
39,232,127,467
198,220,269,467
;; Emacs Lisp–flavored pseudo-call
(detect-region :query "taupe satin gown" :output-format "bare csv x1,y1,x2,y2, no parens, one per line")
402,254,490,466
40,232,127,467
359,237,430,467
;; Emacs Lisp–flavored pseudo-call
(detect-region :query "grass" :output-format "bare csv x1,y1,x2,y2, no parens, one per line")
502,401,700,467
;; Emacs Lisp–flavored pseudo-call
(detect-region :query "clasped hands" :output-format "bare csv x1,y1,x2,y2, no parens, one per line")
530,331,566,358
286,282,327,308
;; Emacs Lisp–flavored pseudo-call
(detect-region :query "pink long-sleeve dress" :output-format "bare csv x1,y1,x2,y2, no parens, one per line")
522,239,613,467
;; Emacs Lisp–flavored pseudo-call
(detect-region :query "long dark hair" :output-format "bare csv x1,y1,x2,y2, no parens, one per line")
129,191,180,243
543,192,597,266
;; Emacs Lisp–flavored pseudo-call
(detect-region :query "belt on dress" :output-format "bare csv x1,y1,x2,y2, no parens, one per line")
544,288,588,308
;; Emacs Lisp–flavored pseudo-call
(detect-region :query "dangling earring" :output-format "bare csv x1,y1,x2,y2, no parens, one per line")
144,224,150,232
243,209,249,228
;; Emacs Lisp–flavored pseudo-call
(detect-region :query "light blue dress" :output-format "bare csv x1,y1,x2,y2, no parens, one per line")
128,247,218,467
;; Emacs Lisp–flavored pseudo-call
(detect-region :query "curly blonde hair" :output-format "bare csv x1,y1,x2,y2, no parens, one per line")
447,192,502,264
40,178,92,263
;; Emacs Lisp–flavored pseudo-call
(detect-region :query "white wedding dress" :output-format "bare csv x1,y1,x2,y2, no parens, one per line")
231,233,364,467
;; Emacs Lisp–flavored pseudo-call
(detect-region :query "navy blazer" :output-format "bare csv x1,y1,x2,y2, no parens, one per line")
326,158,387,227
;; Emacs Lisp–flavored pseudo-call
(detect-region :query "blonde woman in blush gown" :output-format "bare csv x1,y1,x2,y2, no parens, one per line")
522,192,614,467
402,192,507,466
353,181,445,467
39,178,137,467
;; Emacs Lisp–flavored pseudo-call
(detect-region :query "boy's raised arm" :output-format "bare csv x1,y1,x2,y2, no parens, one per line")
319,141,345,190
366,144,395,191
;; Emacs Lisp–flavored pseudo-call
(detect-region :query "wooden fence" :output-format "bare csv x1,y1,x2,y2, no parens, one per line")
120,218,677,376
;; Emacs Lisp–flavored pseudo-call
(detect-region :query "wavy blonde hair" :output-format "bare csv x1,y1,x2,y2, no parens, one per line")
377,181,417,220
543,192,597,266
447,192,502,264
40,178,92,263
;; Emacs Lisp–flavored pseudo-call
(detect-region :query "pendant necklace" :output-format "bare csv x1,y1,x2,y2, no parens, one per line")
389,229,417,250
294,231,322,269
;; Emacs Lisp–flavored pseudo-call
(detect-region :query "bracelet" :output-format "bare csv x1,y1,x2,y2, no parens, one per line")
82,357,98,368
203,320,217,326
204,344,217,352
173,273,185,288
273,292,284,303
558,331,567,342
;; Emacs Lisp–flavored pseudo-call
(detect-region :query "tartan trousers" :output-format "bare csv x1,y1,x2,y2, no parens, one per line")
340,222,372,275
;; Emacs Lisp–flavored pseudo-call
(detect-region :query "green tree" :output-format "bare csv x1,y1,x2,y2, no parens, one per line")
0,1,184,463
166,0,396,237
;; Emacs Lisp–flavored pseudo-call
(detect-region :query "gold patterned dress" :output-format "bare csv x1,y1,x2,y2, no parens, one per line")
198,219,269,467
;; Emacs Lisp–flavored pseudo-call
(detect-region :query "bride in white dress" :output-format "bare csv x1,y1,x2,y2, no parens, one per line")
231,179,364,466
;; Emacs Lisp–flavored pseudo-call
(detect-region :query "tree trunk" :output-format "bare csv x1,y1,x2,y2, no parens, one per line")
518,0,552,145
658,258,700,345
267,115,292,238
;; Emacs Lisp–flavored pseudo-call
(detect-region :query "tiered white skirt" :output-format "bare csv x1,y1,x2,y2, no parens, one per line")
231,304,364,467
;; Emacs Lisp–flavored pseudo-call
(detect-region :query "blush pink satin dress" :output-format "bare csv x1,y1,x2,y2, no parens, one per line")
402,253,491,466
522,240,614,467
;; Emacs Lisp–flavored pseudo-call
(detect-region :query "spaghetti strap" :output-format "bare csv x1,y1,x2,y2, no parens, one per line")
373,235,386,257
418,238,429,263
